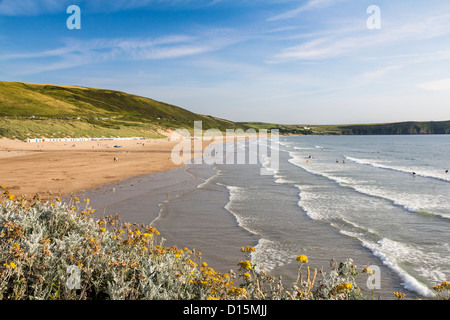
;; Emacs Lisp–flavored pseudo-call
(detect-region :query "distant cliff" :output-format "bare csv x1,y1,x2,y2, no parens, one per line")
336,121,450,135
243,121,450,135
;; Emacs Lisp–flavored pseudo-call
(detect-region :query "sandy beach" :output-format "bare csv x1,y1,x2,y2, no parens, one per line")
0,135,247,199
0,136,206,198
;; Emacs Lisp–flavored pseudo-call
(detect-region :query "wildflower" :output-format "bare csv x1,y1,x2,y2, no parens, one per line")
202,262,208,268
143,233,152,238
134,230,141,236
243,272,251,280
238,260,252,270
7,193,15,200
84,198,90,204
296,255,308,263
240,246,256,253
3,262,16,269
393,291,405,299
118,229,125,234
363,267,374,275
100,228,106,232
73,197,80,202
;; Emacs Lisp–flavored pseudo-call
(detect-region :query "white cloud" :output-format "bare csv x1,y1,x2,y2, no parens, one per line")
0,30,242,74
0,0,224,16
269,11,450,63
416,79,450,92
267,0,344,22
0,0,69,15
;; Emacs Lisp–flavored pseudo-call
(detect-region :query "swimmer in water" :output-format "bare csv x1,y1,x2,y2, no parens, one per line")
446,169,448,173
412,172,416,176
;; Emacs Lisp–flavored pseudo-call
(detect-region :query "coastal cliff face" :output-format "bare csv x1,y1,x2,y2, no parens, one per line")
337,121,450,135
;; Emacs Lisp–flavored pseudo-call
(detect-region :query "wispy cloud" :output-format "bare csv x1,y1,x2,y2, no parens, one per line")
269,11,450,63
0,0,224,16
0,30,242,74
416,78,450,92
267,0,344,22
0,0,69,16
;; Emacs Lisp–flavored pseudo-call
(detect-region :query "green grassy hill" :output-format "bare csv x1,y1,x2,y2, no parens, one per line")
0,81,249,140
1,81,448,140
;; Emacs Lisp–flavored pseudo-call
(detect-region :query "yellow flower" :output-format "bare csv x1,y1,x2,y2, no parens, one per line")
7,194,15,200
344,282,352,290
243,272,251,280
240,246,256,253
73,197,80,202
296,255,308,263
3,262,16,269
202,262,208,268
393,291,405,299
84,198,90,204
363,267,374,274
100,228,106,232
134,230,141,236
238,260,252,270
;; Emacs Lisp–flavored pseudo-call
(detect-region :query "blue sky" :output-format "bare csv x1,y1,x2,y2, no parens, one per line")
1,0,450,124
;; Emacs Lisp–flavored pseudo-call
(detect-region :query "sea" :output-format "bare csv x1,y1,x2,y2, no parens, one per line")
82,134,450,299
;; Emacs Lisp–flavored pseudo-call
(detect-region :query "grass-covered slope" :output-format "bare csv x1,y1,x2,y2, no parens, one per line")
0,81,249,140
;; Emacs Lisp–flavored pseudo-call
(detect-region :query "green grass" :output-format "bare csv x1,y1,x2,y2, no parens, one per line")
0,81,250,140
2,81,448,140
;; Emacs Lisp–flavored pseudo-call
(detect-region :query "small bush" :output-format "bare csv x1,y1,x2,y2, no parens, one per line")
0,186,445,300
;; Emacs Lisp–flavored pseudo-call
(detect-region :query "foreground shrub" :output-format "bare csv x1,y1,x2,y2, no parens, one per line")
0,187,445,300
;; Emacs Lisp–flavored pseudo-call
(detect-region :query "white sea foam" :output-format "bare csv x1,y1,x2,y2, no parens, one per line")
197,168,222,189
361,238,436,297
223,185,259,237
289,151,449,219
252,238,296,272
345,156,450,183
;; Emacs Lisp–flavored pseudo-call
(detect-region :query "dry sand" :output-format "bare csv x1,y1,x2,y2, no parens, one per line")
0,137,211,198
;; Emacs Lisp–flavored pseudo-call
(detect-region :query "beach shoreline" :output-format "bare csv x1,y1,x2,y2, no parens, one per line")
0,137,184,198
0,135,251,199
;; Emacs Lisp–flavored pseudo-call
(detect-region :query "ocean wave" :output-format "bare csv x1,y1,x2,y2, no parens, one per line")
345,156,450,183
288,152,450,220
223,185,259,237
335,223,437,297
361,238,436,297
197,168,222,189
253,238,296,273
